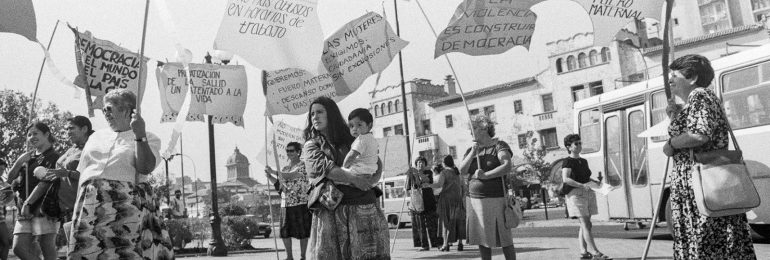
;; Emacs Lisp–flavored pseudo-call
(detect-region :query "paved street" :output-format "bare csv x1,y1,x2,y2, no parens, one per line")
179,207,770,259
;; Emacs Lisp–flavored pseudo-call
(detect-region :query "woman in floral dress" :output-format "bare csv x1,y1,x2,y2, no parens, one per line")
664,54,756,259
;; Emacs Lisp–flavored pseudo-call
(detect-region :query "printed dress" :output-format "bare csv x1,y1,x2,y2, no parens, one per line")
667,87,756,259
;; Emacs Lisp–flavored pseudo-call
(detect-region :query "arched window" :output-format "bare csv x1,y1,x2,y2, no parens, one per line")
379,103,385,116
589,50,599,65
388,101,393,114
578,53,587,68
374,104,379,117
394,99,400,112
567,55,576,71
601,47,611,62
556,58,563,73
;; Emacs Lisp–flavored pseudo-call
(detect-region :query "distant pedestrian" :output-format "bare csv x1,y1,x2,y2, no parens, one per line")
561,134,607,259
170,190,185,219
406,157,441,251
664,54,756,259
265,141,311,260
429,155,465,252
459,115,515,260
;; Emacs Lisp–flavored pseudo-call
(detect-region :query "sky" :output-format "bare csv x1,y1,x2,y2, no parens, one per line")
0,0,595,185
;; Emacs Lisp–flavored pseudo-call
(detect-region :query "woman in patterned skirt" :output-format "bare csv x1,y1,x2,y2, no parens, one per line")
664,54,756,259
430,155,466,252
302,97,389,260
265,141,312,260
68,89,174,260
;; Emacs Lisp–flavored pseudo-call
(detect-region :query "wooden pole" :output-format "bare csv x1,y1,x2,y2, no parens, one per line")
28,20,60,124
135,0,151,114
264,116,280,260
661,0,675,105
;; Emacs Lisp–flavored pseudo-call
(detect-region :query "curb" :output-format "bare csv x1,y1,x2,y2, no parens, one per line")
176,248,283,258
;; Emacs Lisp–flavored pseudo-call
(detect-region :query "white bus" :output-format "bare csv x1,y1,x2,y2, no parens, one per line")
379,175,412,228
573,42,770,238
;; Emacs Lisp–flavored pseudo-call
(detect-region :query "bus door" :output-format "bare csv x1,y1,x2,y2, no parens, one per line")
604,111,630,218
625,106,652,218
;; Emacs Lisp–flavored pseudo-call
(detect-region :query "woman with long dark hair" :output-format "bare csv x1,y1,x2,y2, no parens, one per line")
302,97,389,260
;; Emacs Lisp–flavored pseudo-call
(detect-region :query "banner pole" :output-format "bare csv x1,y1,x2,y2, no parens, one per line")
28,20,60,124
135,0,151,114
642,157,671,260
264,116,280,260
661,0,675,106
414,0,481,168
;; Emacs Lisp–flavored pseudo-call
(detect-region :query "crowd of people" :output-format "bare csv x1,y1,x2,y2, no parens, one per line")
0,55,760,260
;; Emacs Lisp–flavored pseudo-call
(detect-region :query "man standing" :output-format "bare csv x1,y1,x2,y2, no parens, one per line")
170,190,186,219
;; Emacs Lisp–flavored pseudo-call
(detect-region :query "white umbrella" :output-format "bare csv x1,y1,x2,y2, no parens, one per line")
638,118,671,138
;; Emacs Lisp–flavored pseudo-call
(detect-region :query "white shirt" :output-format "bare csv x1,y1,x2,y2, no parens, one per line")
346,133,378,176
77,129,161,185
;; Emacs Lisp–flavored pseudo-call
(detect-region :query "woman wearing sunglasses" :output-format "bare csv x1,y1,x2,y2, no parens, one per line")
265,141,312,260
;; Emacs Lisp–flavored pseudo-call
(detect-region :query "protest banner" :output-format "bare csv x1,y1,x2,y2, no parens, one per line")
173,63,249,127
155,62,190,123
262,68,344,116
214,0,323,73
70,26,149,112
574,0,664,45
256,120,305,168
320,11,408,96
434,0,543,58
0,0,37,41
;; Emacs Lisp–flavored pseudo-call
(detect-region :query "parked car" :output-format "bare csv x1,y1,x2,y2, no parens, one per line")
243,215,273,238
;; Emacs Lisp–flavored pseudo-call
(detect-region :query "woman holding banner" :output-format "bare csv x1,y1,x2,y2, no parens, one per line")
302,96,390,260
67,89,174,260
663,55,756,259
459,115,515,260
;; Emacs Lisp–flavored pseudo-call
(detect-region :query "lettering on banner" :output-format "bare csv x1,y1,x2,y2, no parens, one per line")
223,0,314,39
264,68,339,116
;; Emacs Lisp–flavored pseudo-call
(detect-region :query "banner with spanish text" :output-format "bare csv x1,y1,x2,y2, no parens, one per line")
320,11,408,96
256,120,305,168
434,0,543,58
160,63,248,126
71,26,148,112
573,0,664,45
213,0,323,73
262,68,343,116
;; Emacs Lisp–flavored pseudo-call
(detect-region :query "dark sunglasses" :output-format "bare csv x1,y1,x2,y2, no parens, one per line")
285,149,297,153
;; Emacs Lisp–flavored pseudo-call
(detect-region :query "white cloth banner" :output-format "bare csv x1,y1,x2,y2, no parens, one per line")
256,120,304,168
262,68,343,116
434,0,543,58
157,63,249,126
213,0,323,73
70,26,149,112
320,11,408,96
572,0,664,45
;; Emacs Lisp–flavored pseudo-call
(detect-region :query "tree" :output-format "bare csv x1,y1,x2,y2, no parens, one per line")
1,90,74,166
521,131,554,219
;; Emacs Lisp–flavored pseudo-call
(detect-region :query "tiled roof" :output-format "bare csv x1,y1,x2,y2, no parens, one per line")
643,24,765,55
220,178,260,188
428,77,538,107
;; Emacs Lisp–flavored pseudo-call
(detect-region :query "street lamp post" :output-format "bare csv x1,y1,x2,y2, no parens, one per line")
204,52,228,256
162,153,182,210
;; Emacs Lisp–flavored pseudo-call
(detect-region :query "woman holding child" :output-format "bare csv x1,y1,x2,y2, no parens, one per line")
302,97,390,260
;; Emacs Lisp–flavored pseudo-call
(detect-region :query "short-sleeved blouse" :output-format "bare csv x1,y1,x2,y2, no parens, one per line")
668,87,730,165
464,140,511,198
279,163,310,207
77,129,161,185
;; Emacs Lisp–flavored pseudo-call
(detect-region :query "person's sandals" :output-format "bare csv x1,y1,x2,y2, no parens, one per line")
579,252,593,259
592,252,610,260
457,244,463,251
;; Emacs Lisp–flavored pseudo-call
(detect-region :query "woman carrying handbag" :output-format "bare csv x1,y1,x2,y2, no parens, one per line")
664,54,756,259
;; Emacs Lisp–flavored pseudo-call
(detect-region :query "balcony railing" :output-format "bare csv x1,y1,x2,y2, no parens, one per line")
415,134,438,151
533,111,555,121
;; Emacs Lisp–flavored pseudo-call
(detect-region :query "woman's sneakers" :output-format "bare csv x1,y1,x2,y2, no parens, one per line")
579,252,593,259
592,252,610,259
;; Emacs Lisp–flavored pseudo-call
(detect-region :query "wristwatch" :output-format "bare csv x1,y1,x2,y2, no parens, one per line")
135,137,148,142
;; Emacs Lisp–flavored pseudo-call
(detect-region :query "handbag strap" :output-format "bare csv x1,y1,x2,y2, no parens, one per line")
686,102,742,161
500,176,509,200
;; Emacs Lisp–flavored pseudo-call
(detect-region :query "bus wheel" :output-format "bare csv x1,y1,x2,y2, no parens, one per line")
665,196,674,237
387,215,399,229
750,224,770,239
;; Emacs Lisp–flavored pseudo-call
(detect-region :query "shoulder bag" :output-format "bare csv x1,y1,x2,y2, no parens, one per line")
501,177,522,229
690,120,761,217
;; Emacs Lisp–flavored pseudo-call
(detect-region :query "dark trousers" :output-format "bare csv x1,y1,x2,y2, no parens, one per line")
411,210,443,248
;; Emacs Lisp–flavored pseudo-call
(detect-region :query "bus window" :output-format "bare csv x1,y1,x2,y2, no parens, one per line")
628,111,648,186
605,116,623,187
650,91,668,142
579,109,601,153
722,61,770,129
